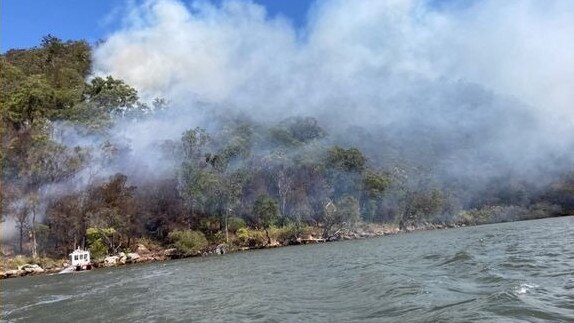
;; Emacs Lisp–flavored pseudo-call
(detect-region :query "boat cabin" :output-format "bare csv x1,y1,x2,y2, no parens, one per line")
69,249,91,267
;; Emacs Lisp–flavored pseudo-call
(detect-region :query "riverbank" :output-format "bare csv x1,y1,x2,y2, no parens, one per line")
0,221,463,280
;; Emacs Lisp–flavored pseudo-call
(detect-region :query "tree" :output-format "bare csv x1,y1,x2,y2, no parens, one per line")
26,193,40,259
3,75,55,131
86,227,116,259
79,76,148,124
83,76,137,112
322,195,360,239
402,189,448,225
360,170,391,221
46,193,89,254
252,195,279,244
88,173,138,249
181,127,211,161
326,146,367,173
270,117,327,147
180,165,220,217
15,203,30,254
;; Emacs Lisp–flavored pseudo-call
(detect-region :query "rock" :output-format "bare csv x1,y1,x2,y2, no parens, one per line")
267,239,281,247
104,255,119,267
19,264,44,274
151,255,165,261
6,269,24,277
136,244,150,254
118,252,127,264
163,248,177,256
126,253,140,261
215,244,228,255
0,271,6,279
138,254,156,262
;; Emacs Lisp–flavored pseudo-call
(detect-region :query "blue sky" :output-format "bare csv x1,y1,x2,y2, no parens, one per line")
1,0,313,52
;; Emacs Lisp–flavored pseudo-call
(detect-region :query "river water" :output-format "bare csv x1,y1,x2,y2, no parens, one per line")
2,216,574,322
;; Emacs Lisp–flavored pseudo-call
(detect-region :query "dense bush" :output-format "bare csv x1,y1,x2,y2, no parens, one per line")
235,228,267,248
86,227,117,259
168,230,208,256
227,217,247,233
269,225,309,242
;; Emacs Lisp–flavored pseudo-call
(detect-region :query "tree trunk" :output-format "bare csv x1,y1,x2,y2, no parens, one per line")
225,215,229,244
19,225,24,254
265,229,271,245
31,209,38,259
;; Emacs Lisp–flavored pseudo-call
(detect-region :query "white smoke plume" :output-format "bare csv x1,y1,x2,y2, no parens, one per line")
94,0,574,118
90,0,574,183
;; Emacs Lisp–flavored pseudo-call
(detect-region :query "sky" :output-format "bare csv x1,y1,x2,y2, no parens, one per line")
0,0,313,52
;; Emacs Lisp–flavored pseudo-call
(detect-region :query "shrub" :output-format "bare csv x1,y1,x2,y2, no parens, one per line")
456,205,529,225
89,239,108,260
0,255,65,271
227,217,246,233
234,228,267,248
526,203,562,220
168,229,208,256
269,224,307,242
86,227,116,259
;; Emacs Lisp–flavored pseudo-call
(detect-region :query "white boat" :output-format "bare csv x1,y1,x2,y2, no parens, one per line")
59,249,93,274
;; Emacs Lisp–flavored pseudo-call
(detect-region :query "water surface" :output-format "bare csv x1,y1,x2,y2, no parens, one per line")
2,216,574,322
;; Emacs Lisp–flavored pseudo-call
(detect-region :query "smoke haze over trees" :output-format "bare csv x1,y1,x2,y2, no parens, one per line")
2,0,574,259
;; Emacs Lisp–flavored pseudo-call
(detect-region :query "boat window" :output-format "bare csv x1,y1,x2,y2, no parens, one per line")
74,255,78,260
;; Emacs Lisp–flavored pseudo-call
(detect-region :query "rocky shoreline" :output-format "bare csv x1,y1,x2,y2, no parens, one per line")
0,222,461,280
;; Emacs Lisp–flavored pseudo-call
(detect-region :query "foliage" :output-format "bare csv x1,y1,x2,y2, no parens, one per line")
227,217,247,233
270,117,326,147
322,195,361,238
0,255,65,271
88,239,108,260
168,229,208,256
86,227,116,259
252,195,279,230
326,146,366,172
269,224,308,242
235,228,268,248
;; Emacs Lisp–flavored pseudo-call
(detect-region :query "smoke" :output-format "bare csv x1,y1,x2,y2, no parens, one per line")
89,0,574,189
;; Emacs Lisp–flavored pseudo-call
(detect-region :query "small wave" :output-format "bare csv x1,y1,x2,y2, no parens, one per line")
440,251,473,266
514,283,539,295
4,294,72,317
422,254,442,260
